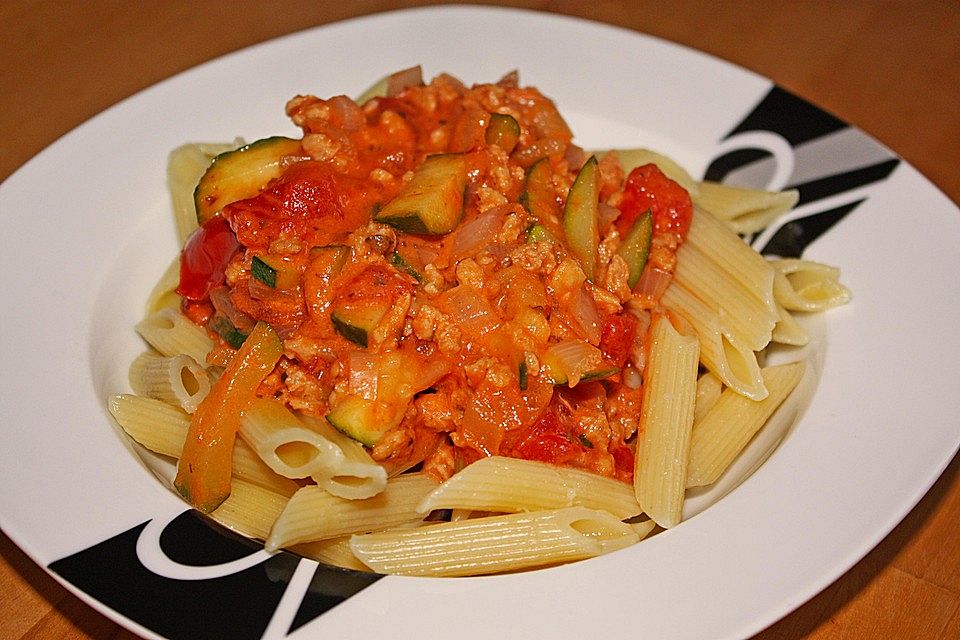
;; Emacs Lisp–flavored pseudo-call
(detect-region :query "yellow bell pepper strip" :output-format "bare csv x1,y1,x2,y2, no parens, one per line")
174,321,283,512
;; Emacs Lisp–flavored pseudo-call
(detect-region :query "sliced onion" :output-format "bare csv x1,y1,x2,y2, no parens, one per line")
598,202,621,234
451,208,505,260
626,307,651,374
440,285,501,339
635,266,673,302
327,95,365,131
387,65,424,96
407,356,450,393
546,339,603,387
567,284,603,345
348,351,379,400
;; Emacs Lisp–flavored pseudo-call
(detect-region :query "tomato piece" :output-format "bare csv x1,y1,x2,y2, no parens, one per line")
176,216,240,301
223,161,382,250
599,312,638,368
614,163,693,241
506,410,578,465
610,444,635,482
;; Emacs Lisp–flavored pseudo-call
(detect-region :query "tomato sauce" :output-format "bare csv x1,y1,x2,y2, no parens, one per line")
179,72,694,483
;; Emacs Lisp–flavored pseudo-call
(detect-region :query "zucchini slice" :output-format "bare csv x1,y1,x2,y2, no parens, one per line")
194,136,302,224
326,394,404,447
617,209,653,288
520,158,563,238
485,113,520,153
330,298,393,348
562,156,600,282
374,154,468,234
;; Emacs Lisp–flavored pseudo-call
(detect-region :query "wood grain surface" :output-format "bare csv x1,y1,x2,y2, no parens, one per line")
1,2,958,639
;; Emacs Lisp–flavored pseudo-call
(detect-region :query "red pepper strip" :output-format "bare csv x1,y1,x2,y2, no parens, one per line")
176,216,240,301
174,321,283,513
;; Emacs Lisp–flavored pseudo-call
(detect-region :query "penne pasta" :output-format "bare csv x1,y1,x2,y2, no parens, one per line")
240,398,387,499
661,283,767,400
417,456,641,519
770,258,852,312
687,361,806,487
144,257,182,315
136,307,213,365
210,478,290,541
634,315,700,529
167,141,241,245
693,181,798,235
771,303,810,346
685,206,776,315
108,394,299,496
672,240,777,352
299,414,389,499
694,370,724,424
265,473,438,552
128,351,211,413
293,536,373,572
349,506,639,577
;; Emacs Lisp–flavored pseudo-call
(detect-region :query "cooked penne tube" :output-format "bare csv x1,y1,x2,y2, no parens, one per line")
109,393,190,459
349,506,639,577
136,307,213,365
210,478,290,541
265,473,438,552
167,141,240,245
685,206,776,315
144,257,182,315
661,283,767,400
300,414,389,499
293,536,373,572
770,258,852,312
693,181,798,235
128,352,211,413
634,315,700,528
108,394,299,496
240,398,346,478
417,456,641,519
673,240,776,352
240,397,387,499
694,370,723,424
771,303,810,346
687,361,806,487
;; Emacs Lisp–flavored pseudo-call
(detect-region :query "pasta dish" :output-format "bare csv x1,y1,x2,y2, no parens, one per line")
109,68,850,576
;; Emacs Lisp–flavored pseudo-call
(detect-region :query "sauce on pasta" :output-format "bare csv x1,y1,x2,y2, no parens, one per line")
178,71,693,485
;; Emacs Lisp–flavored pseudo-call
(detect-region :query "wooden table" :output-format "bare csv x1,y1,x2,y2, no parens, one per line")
2,2,958,638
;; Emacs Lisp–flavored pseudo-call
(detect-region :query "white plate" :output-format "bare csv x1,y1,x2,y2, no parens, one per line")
2,6,958,640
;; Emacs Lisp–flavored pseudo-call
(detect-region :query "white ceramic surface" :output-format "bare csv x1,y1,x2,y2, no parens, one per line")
1,7,958,640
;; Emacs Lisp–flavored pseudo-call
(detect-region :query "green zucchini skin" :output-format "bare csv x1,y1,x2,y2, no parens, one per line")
485,113,521,153
325,394,402,447
520,158,563,238
193,136,302,224
330,298,392,348
562,156,601,282
539,360,620,386
374,154,468,235
617,209,653,288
